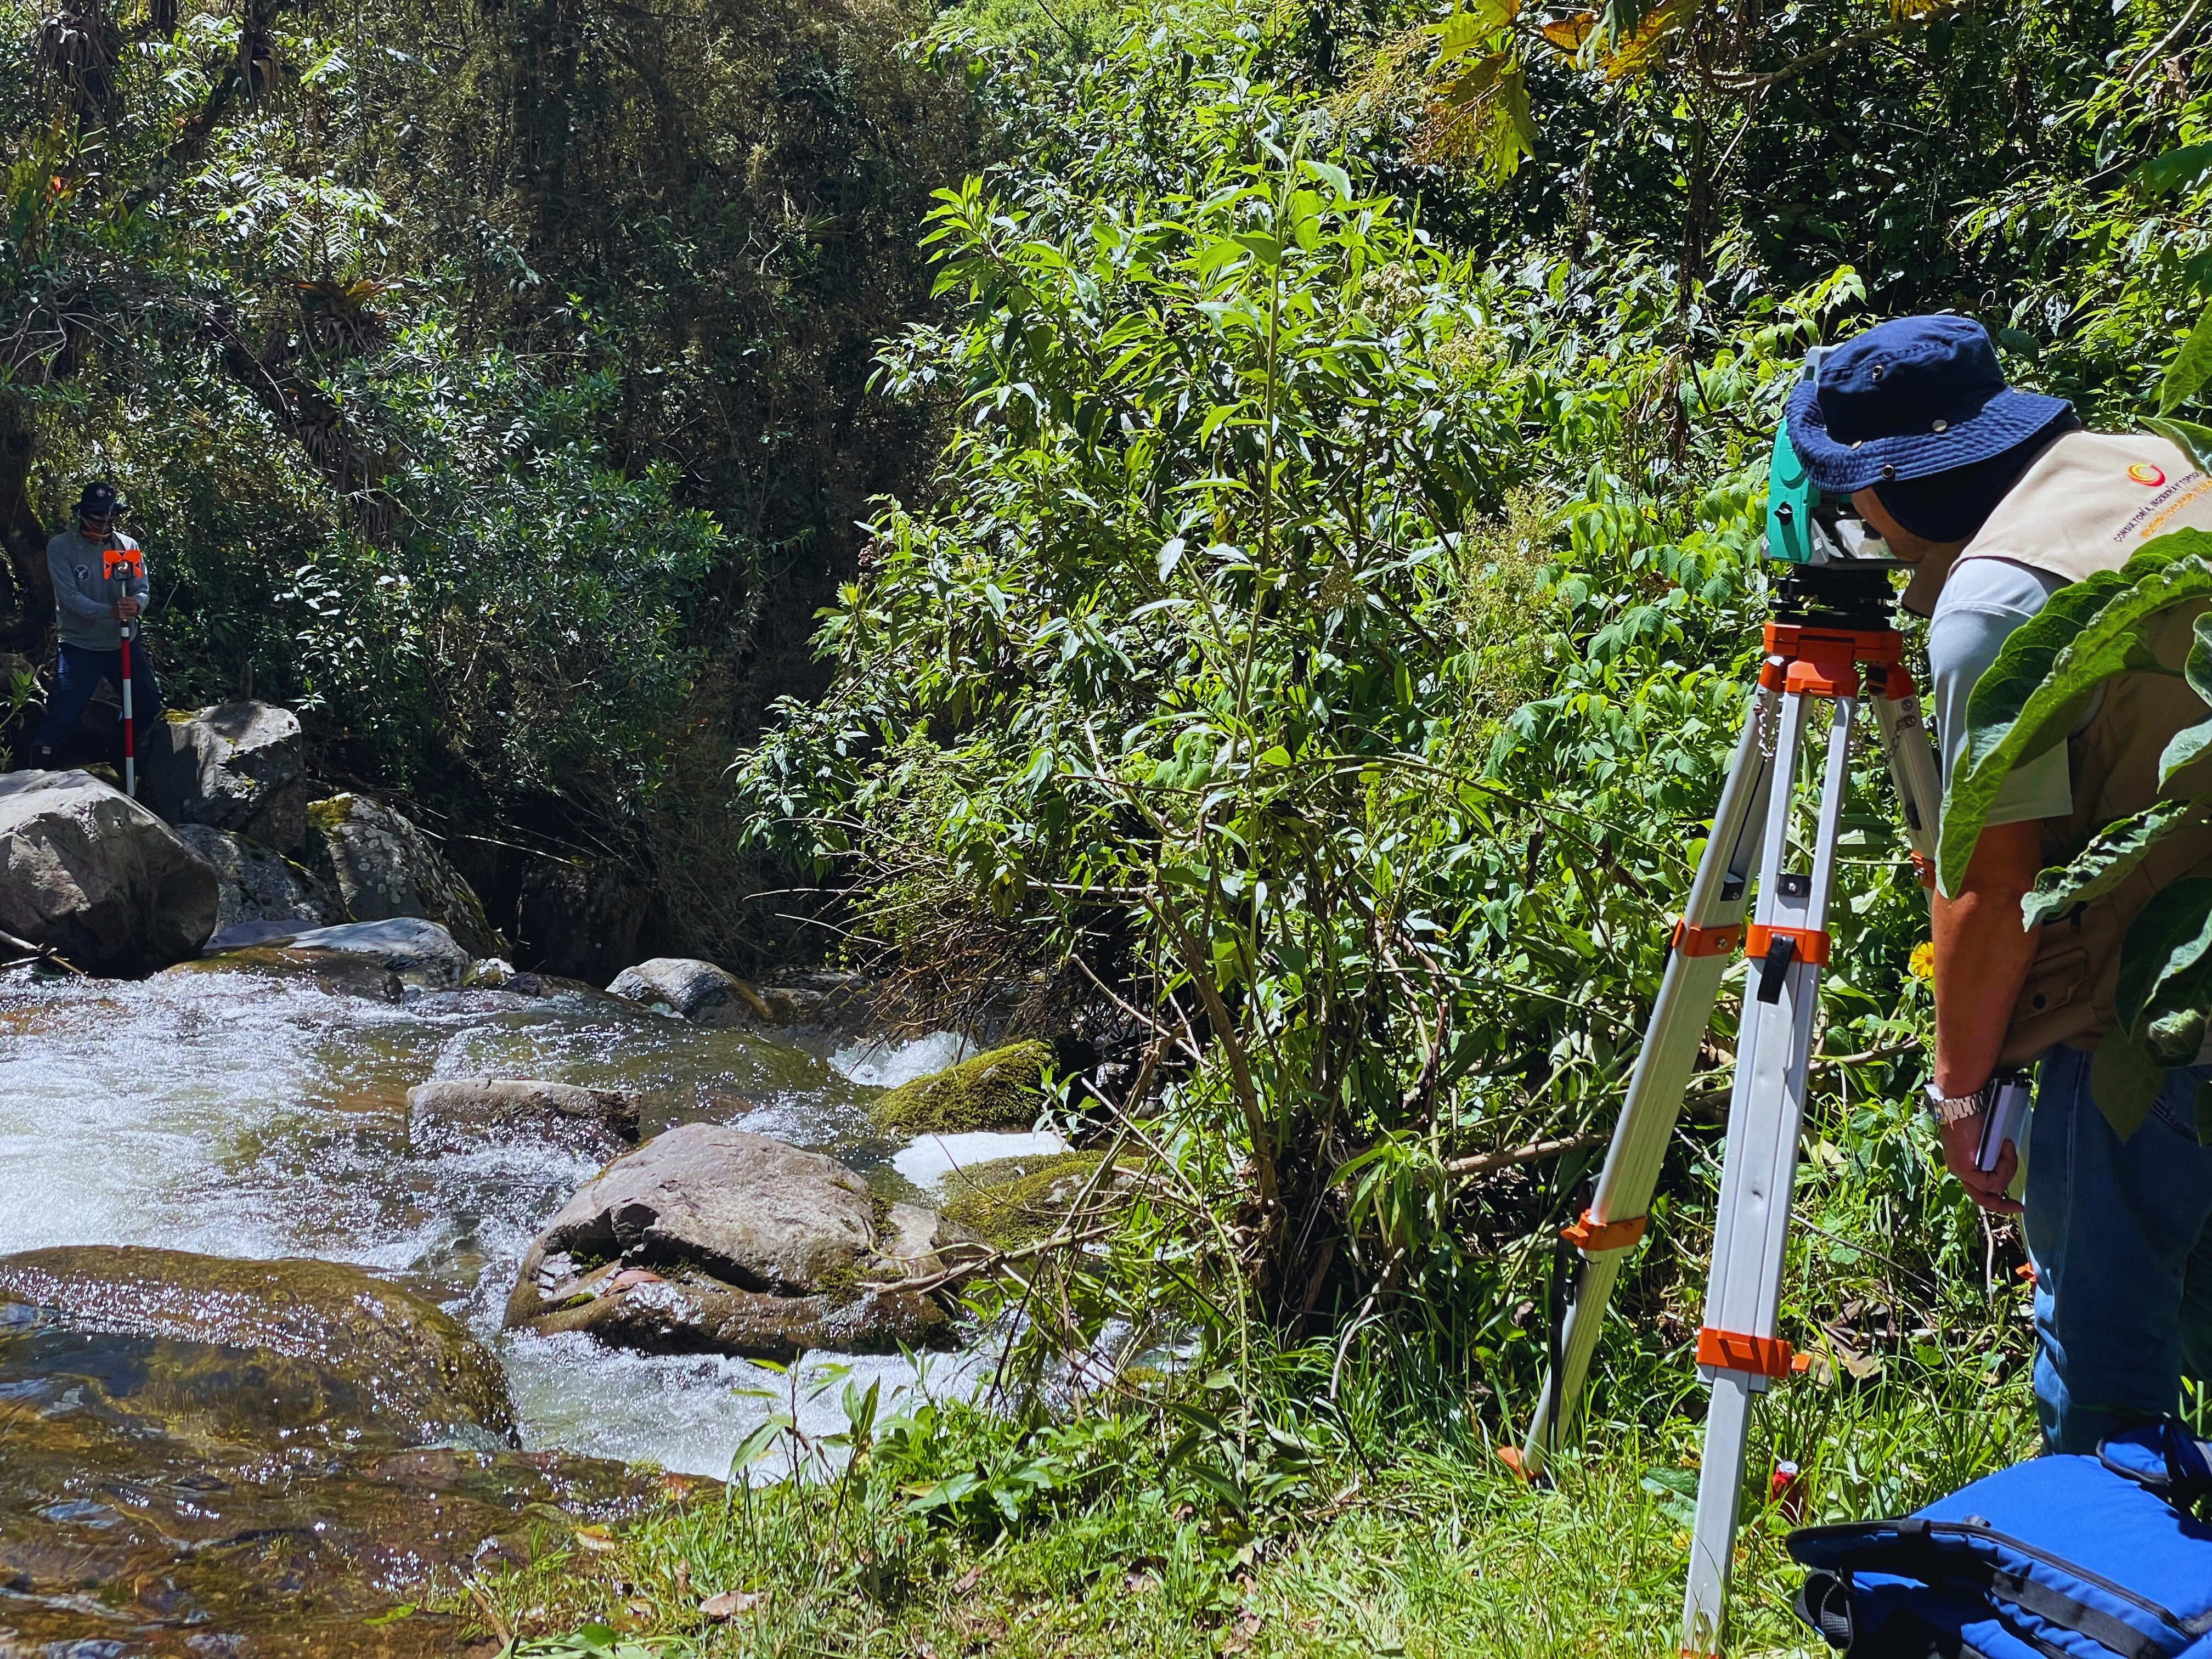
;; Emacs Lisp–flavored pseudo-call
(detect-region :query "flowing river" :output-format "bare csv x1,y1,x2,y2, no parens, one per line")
0,962,1047,1479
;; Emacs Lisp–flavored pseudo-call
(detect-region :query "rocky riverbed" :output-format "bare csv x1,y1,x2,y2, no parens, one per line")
0,950,1065,1652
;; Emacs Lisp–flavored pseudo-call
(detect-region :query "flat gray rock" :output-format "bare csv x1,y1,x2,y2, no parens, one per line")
514,1122,874,1298
175,823,339,936
408,1078,639,1159
144,702,308,851
606,957,764,1026
0,769,217,972
308,793,499,957
182,915,475,992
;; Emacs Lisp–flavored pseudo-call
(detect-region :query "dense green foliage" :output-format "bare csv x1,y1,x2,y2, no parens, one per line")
19,0,2212,1643
0,0,969,924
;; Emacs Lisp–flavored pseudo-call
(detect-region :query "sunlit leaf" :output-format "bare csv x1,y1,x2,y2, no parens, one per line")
1940,538,2212,893
2160,297,2212,416
2022,799,2204,929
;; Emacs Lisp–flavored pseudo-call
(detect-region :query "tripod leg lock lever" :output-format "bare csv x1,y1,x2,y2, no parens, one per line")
1746,923,1827,1003
1669,918,1743,958
1695,1327,1809,1378
1560,1209,1647,1254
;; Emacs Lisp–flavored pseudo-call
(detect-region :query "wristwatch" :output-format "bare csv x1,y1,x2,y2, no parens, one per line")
1923,1078,1990,1125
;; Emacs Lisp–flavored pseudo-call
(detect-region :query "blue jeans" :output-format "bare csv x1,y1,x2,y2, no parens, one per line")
2025,1042,2212,1453
32,640,164,757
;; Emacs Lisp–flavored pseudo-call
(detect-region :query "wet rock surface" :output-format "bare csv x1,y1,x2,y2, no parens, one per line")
0,1245,518,1444
409,1077,640,1159
309,793,500,957
171,915,477,997
177,822,342,935
0,1246,687,1657
0,768,218,972
144,699,311,853
506,1123,952,1358
606,956,765,1025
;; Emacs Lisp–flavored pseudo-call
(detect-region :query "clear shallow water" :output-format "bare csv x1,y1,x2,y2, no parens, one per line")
0,966,981,1477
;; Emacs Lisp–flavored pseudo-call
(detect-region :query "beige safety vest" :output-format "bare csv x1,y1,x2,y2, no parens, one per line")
1936,430,2212,1064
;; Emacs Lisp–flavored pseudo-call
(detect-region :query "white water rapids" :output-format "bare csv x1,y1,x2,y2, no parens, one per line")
0,966,1058,1477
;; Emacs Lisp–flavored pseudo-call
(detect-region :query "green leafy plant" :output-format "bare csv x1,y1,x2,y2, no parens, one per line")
1942,530,2212,1136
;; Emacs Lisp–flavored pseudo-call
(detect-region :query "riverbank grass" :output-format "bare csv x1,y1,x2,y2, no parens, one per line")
482,1349,2035,1658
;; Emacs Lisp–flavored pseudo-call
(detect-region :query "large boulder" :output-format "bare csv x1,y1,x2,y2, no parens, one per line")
171,915,477,995
0,768,217,972
607,955,770,1026
143,699,309,851
0,1244,516,1447
505,1123,951,1359
309,791,500,957
0,1244,684,1652
175,821,341,935
409,1076,640,1159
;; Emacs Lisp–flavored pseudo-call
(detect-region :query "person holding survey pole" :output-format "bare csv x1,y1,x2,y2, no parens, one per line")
1785,315,2212,1454
30,480,165,770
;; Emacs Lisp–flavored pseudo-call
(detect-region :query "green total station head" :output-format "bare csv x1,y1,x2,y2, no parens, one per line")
1764,415,1820,565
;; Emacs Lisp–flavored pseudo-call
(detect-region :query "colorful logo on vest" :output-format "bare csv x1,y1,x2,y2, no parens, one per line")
2128,462,2167,486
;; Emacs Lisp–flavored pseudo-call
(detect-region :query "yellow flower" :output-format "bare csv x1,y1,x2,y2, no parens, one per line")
1909,940,1936,982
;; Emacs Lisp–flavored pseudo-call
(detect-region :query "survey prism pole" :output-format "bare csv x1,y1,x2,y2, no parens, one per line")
1506,579,1940,1658
119,619,136,800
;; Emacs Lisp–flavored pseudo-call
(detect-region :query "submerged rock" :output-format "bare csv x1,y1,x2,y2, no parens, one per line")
144,699,310,852
309,792,500,957
607,955,769,1025
506,1122,951,1358
172,914,476,995
0,1244,687,1654
0,768,218,972
176,820,342,934
0,1244,517,1446
409,1076,640,1159
870,1037,1061,1133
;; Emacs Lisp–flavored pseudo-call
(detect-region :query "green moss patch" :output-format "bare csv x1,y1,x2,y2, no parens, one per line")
941,1152,1107,1252
869,1039,1055,1133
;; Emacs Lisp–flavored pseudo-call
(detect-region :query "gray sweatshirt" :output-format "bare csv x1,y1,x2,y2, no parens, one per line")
48,528,149,651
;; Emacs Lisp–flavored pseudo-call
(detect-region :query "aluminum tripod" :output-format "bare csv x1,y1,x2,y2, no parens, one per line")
1504,575,1944,1656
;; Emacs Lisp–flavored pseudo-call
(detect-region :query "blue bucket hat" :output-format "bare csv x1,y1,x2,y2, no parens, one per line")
1784,315,2072,495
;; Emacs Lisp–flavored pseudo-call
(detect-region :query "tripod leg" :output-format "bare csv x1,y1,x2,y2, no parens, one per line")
1870,679,1941,869
1681,684,1858,1656
1511,674,1781,1477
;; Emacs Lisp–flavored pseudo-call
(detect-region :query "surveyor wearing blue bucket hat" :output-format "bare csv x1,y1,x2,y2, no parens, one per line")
1797,315,2212,1455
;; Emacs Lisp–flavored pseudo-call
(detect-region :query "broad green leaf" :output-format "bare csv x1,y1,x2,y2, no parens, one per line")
2161,297,2212,415
2022,799,2204,929
1939,540,2212,892
1301,160,1352,203
2137,142,2212,196
2163,611,2212,781
2115,874,2212,1032
2144,417,2212,475
2091,1027,2166,1142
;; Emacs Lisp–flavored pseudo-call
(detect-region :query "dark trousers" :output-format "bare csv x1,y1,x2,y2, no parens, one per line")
33,640,165,756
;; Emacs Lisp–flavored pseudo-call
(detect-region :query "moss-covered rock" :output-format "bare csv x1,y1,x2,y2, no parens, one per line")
870,1039,1056,1133
941,1151,1108,1252
0,1244,688,1652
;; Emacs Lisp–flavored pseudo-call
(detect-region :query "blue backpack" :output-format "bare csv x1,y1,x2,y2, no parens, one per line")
1788,1421,2212,1659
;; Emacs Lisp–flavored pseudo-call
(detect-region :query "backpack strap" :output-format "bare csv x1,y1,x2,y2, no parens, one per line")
1797,1568,1856,1651
2098,1418,2212,1517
